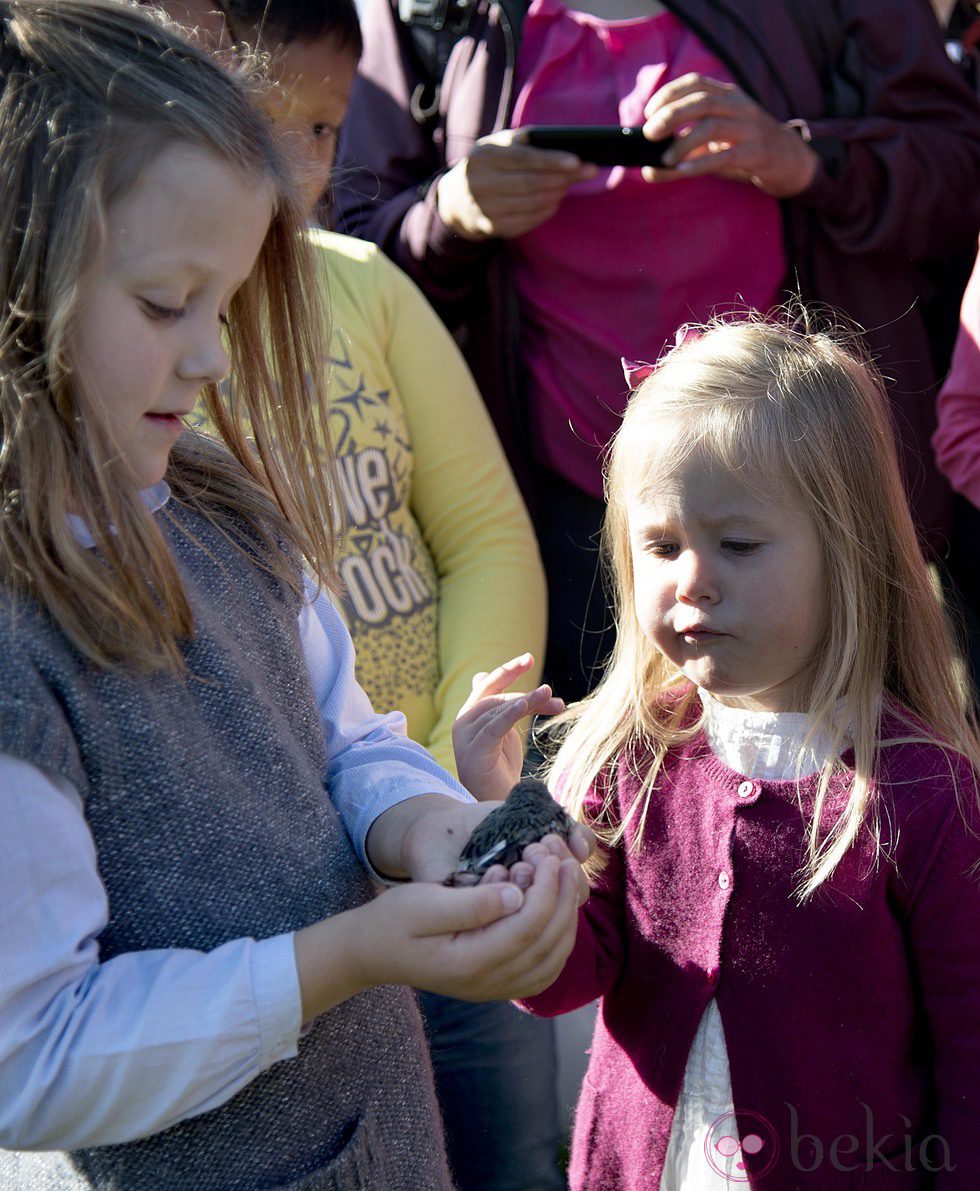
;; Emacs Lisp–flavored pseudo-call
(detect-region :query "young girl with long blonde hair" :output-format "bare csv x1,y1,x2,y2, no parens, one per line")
0,2,586,1186
468,318,980,1187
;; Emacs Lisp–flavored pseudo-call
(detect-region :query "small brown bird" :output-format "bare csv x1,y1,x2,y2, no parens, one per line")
445,778,574,886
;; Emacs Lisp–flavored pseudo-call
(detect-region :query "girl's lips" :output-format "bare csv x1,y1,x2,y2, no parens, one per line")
679,628,724,642
144,413,187,442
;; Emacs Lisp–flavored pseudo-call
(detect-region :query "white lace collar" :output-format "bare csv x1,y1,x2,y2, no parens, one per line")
699,689,845,780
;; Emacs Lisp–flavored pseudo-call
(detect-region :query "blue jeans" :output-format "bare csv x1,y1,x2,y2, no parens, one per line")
419,992,564,1191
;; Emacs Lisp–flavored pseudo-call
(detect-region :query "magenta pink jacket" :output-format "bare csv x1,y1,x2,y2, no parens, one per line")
520,725,980,1189
934,242,980,510
336,0,980,552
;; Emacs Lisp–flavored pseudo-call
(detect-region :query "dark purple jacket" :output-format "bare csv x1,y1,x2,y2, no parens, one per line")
519,728,980,1189
336,0,980,550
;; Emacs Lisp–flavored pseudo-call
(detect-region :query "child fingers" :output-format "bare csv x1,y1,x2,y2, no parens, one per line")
523,824,596,867
462,684,559,741
476,860,534,891
470,695,530,742
568,822,598,863
510,854,571,935
522,832,574,863
484,860,581,994
469,861,561,971
404,880,525,938
467,653,536,701
506,860,535,890
565,859,591,908
527,860,583,956
491,854,575,942
429,860,563,997
535,825,596,865
537,833,568,859
479,863,511,884
524,837,591,906
522,684,565,718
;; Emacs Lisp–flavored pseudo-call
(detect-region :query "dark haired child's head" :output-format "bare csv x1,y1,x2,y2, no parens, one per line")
219,0,361,55
161,0,361,213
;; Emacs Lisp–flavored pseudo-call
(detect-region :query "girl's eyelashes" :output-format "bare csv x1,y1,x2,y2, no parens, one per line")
643,539,762,557
140,298,231,328
140,297,184,321
312,121,339,141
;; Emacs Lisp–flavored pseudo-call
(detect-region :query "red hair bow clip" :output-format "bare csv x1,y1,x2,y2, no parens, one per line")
621,323,703,392
621,357,657,390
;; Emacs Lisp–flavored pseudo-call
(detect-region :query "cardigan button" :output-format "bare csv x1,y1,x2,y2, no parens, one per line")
737,780,756,799
718,870,731,890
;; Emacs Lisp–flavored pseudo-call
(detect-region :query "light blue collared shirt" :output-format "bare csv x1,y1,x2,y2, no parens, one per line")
0,485,471,1150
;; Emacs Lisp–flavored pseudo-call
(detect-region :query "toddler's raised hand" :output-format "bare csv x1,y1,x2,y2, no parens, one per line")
453,654,564,801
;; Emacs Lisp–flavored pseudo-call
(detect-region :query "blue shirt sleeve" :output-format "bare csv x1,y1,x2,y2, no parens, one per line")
299,575,473,874
0,755,304,1149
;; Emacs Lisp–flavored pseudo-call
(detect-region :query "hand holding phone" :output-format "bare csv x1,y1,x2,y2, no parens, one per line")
524,125,674,168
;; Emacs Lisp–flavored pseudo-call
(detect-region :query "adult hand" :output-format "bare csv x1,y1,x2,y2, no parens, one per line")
453,654,564,802
642,73,819,198
436,129,597,241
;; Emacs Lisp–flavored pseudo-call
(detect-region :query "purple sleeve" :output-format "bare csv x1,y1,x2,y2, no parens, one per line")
518,780,627,1016
516,883,623,1017
904,785,980,1182
333,0,496,315
933,247,980,508
796,0,980,260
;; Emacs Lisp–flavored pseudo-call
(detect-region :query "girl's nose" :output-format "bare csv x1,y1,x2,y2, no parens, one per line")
675,550,719,604
177,322,231,386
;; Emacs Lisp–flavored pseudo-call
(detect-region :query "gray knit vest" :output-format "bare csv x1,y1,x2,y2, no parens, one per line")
0,497,452,1190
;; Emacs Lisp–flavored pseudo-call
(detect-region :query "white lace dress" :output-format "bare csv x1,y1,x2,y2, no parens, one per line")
659,694,838,1189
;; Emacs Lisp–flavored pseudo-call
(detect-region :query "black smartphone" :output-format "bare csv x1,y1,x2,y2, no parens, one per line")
524,124,673,167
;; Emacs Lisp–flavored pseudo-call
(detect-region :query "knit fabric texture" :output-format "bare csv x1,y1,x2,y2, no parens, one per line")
0,495,451,1190
522,719,980,1188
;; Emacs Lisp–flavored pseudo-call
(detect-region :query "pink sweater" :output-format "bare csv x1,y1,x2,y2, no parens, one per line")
520,724,980,1189
934,239,980,508
508,2,785,498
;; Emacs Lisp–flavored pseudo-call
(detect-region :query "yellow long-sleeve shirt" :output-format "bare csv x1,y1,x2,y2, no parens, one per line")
313,231,546,773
